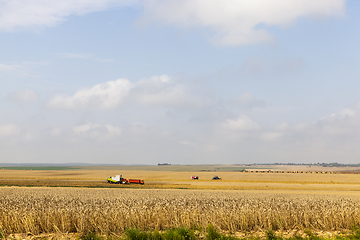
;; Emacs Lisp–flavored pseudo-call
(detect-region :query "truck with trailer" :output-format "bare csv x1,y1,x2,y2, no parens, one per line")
107,175,144,185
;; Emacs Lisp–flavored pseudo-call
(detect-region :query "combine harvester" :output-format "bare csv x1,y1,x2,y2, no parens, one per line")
107,175,144,185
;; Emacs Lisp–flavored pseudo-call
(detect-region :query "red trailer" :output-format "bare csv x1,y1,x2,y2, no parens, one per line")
128,179,145,185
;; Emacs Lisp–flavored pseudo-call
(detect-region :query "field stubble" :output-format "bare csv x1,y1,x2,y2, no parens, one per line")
1,187,360,237
3,170,360,191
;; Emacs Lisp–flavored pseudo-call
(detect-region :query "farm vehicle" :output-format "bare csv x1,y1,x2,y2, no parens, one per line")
107,175,144,185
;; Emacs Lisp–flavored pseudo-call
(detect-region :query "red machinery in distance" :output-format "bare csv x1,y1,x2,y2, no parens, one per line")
107,175,145,185
128,179,145,184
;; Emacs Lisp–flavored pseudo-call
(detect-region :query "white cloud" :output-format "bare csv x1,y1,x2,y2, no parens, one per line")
261,132,284,141
231,93,265,109
47,75,207,110
0,124,20,137
0,63,22,72
140,0,345,45
57,53,114,62
129,122,149,134
256,108,359,141
73,122,122,136
0,0,137,31
8,89,38,103
0,62,31,76
240,56,305,77
260,122,309,141
223,115,260,131
72,122,122,140
331,108,356,119
132,75,207,108
73,122,100,134
313,108,359,136
179,140,192,146
355,101,360,110
58,53,93,60
0,1,345,46
51,128,61,136
315,108,357,127
105,124,122,135
273,122,308,132
47,78,131,110
0,61,48,77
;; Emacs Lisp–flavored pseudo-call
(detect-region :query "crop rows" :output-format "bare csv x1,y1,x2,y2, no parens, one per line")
1,188,360,236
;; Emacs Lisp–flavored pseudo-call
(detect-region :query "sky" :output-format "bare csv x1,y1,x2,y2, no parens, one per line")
1,0,360,165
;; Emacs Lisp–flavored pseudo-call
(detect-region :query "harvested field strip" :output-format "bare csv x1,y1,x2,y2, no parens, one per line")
4,177,360,186
4,169,360,184
2,187,360,236
3,179,360,191
151,178,360,185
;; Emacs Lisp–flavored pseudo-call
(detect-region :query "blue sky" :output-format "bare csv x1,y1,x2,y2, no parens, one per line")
1,0,359,165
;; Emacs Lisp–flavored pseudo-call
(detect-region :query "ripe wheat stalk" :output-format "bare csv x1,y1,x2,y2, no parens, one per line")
0,188,360,235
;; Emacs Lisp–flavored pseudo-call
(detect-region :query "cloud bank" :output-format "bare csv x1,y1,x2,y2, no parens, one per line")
0,0,346,45
9,89,38,103
0,124,20,137
140,0,345,45
0,0,136,31
223,115,260,132
47,75,207,110
5,69,358,164
47,79,131,110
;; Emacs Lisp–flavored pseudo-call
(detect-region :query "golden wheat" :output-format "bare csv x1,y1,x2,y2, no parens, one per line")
1,187,360,236
4,169,360,192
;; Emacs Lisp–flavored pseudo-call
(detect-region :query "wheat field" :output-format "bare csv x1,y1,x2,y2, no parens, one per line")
3,167,360,191
2,166,360,238
1,187,360,236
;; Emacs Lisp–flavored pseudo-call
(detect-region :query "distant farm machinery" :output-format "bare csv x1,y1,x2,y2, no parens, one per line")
107,175,144,185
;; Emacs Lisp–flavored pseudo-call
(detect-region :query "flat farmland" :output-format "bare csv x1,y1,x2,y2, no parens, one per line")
2,187,360,239
1,165,360,191
2,165,360,238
